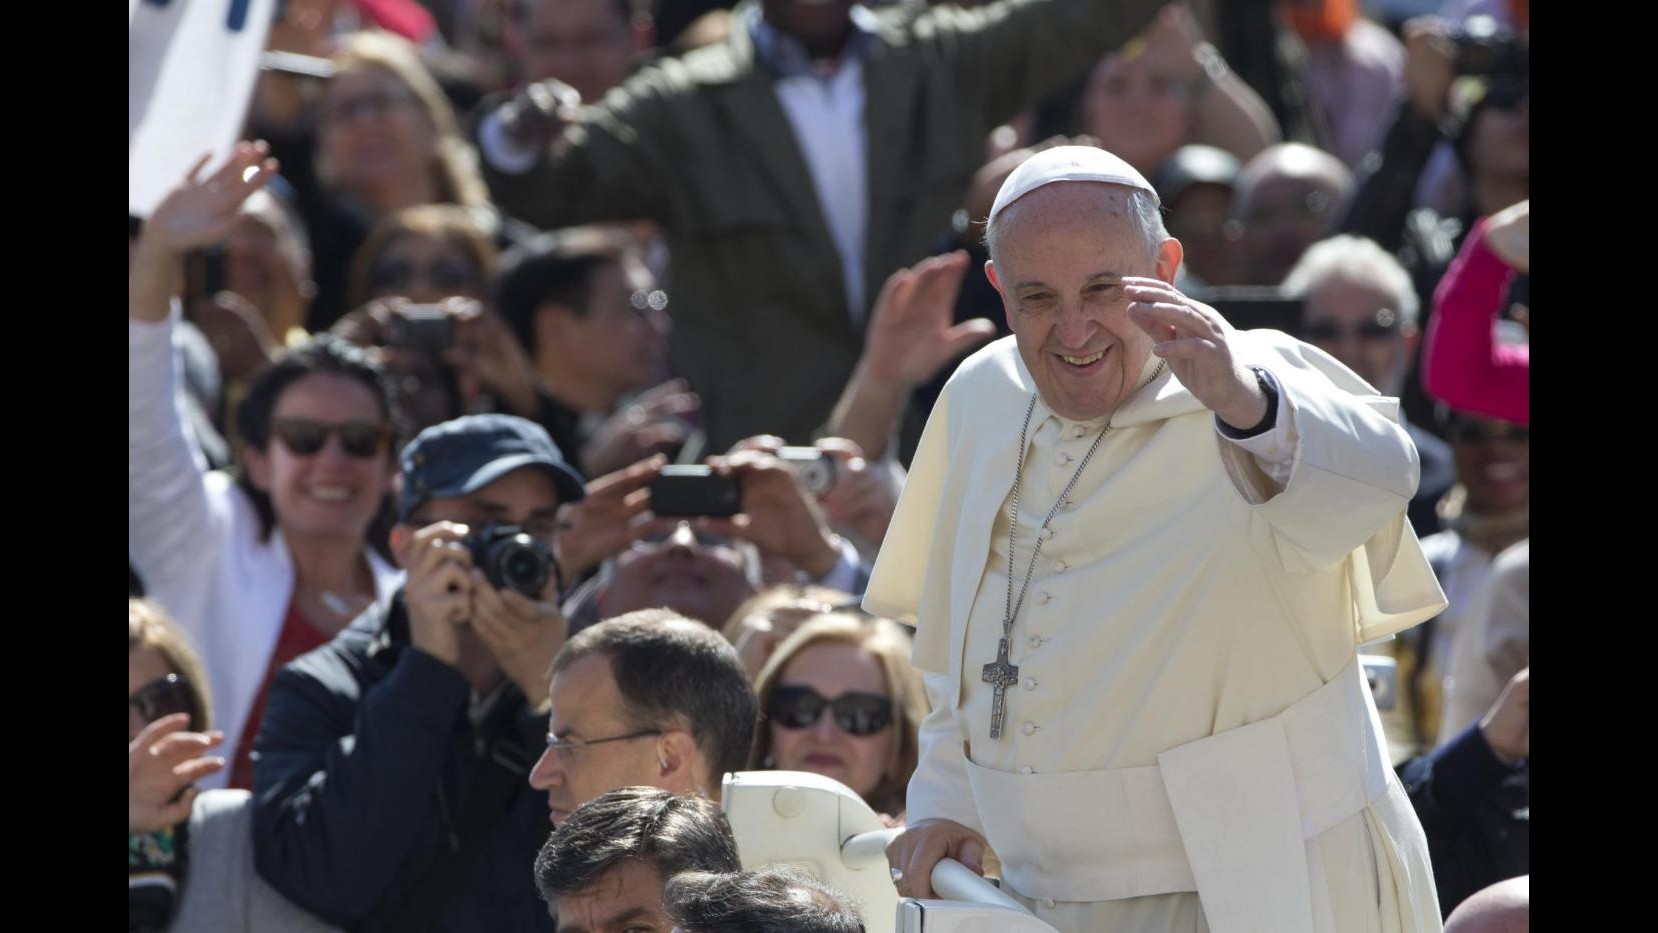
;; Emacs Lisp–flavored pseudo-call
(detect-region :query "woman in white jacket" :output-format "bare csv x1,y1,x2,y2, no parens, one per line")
130,142,404,789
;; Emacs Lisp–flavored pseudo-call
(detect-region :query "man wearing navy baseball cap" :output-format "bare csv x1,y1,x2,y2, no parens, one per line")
251,414,587,931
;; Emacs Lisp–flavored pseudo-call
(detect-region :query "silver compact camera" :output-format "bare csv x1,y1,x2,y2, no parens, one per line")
778,447,838,496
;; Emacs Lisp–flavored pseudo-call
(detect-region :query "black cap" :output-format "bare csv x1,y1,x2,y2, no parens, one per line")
398,414,586,522
1152,145,1241,207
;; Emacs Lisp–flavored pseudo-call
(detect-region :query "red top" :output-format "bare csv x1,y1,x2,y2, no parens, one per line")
1422,217,1530,425
229,602,334,790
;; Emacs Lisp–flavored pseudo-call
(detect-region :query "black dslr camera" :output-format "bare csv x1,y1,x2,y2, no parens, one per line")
1453,16,1528,79
466,523,560,598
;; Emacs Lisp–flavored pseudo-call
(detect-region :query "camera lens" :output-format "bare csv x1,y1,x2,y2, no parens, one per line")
483,533,550,597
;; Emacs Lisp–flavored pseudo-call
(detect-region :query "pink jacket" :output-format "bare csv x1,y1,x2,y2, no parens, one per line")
1422,218,1529,425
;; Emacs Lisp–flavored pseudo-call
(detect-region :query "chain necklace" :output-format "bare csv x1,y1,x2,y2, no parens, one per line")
981,360,1166,740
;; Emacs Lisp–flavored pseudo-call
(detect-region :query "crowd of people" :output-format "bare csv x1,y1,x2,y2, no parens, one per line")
130,0,1528,930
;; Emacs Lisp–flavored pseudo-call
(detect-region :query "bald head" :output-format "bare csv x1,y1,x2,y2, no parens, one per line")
1444,876,1529,933
1230,143,1355,286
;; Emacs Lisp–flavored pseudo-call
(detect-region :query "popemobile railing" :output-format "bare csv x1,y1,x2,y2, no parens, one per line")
722,771,1060,933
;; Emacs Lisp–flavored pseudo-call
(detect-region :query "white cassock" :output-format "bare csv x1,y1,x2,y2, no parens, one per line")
865,332,1448,933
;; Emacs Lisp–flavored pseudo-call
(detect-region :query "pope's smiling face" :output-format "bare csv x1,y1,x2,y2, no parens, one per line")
987,182,1181,422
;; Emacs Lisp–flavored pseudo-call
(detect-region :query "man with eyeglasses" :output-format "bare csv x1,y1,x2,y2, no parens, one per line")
1285,234,1455,538
528,609,757,825
251,413,588,932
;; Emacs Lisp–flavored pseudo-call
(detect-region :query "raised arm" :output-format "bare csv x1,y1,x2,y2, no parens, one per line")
129,144,279,607
1422,203,1530,425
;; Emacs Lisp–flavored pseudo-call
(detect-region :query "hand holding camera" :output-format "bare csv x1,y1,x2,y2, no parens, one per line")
698,449,841,579
466,524,567,703
557,455,666,577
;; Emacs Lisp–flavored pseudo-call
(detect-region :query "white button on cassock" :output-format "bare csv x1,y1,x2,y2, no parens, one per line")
1023,677,1038,691
1021,721,1038,735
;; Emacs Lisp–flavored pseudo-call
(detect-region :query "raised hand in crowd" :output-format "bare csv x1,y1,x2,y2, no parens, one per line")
131,142,279,323
1402,17,1458,125
582,378,701,478
499,76,584,153
555,454,667,577
705,449,842,581
129,713,226,833
814,437,900,557
829,251,998,460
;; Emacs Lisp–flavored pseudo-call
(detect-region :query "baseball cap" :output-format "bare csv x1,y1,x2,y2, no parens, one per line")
398,414,586,523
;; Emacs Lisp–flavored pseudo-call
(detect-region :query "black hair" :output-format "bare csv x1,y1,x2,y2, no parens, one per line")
554,609,758,784
534,787,741,906
664,866,866,933
492,229,631,354
233,334,400,551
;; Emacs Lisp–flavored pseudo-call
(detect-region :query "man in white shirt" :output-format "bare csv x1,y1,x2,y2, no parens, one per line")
472,0,1170,450
872,146,1446,932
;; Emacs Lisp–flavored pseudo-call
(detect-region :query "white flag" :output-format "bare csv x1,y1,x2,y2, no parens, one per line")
129,0,276,217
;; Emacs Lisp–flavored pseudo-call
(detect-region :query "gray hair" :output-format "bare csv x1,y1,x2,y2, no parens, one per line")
1282,234,1420,329
984,185,1167,266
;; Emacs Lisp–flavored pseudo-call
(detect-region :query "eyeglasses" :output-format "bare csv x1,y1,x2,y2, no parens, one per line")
322,90,416,126
1303,309,1401,343
769,686,893,737
129,673,200,730
367,258,482,296
271,418,395,458
543,729,663,764
1446,420,1529,444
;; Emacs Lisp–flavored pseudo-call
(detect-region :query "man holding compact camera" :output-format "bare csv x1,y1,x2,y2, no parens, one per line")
251,413,586,932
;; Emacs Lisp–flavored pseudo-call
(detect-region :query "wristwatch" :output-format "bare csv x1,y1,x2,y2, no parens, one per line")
1217,366,1280,439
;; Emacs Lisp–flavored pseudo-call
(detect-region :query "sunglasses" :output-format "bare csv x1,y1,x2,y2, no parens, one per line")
769,686,893,737
1303,309,1401,343
129,673,200,731
271,418,395,458
368,258,481,296
1446,420,1529,444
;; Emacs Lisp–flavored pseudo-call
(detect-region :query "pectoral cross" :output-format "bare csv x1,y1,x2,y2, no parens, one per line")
981,636,1020,740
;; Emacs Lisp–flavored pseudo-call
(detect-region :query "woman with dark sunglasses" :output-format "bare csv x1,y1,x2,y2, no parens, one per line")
749,613,929,824
131,145,404,793
129,599,339,933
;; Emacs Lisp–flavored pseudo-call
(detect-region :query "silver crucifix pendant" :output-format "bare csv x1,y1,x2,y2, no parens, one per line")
981,635,1020,740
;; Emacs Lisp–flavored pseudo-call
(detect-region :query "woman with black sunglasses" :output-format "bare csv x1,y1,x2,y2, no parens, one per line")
748,612,929,824
131,144,405,793
129,599,339,933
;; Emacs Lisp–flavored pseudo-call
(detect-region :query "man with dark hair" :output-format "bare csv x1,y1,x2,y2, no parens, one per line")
534,787,741,929
509,0,649,105
528,609,758,824
252,414,586,931
665,866,866,933
492,226,678,475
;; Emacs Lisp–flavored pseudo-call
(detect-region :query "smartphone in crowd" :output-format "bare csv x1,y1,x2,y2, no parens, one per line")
649,465,742,517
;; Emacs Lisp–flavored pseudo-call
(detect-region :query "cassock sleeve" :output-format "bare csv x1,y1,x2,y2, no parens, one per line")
864,390,954,675
905,672,988,837
1220,337,1448,644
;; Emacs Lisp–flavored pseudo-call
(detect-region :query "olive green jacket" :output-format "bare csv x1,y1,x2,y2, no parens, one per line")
482,0,1166,450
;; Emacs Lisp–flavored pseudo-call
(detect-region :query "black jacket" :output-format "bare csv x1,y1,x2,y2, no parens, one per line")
1397,723,1529,917
250,592,553,932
